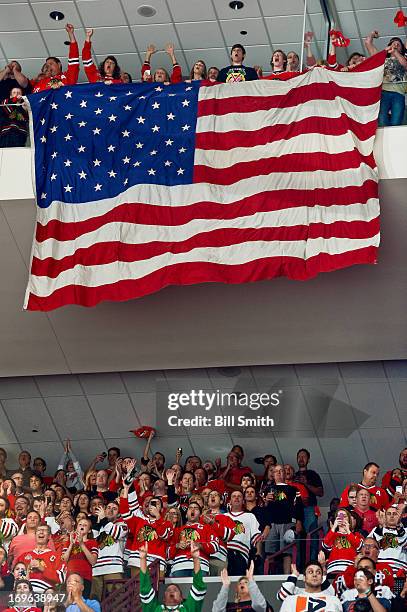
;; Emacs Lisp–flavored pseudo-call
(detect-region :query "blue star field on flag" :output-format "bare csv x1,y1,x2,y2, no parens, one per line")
28,81,201,208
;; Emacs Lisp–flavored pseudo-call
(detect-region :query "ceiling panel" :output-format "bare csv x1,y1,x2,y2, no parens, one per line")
130,23,179,52
38,29,71,62
215,0,261,20
220,18,269,47
31,2,82,30
264,15,305,44
2,397,59,443
77,0,127,27
336,11,362,40
45,396,101,440
91,26,136,55
176,21,225,49
259,0,304,17
0,3,37,30
121,0,171,25
1,31,47,59
167,0,216,22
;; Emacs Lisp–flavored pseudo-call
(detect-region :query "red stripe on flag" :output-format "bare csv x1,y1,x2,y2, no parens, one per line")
193,151,376,185
195,116,377,150
198,82,382,117
26,246,378,311
35,181,378,242
31,218,380,278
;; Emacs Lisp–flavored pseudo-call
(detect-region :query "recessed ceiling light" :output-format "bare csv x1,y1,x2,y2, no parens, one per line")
240,30,247,35
137,4,157,17
49,10,65,21
229,1,244,9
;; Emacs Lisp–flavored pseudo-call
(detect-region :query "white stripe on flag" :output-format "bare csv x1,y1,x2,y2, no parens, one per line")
34,200,379,260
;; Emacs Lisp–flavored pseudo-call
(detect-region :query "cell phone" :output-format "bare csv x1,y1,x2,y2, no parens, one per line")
145,69,151,76
177,447,182,455
396,486,403,494
101,452,107,459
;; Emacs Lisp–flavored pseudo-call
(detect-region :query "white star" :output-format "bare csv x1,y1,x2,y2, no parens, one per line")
50,102,58,110
108,114,117,122
155,86,163,92
95,108,102,115
124,105,132,111
126,91,133,96
51,151,58,159
107,145,116,152
152,101,160,109
64,133,72,141
93,127,101,135
182,124,190,131
137,116,145,124
40,97,46,102
95,91,104,97
93,159,101,167
150,150,157,156
108,170,117,178
78,145,86,153
50,125,58,133
165,139,173,146
41,192,47,199
138,95,146,100
167,112,175,120
78,121,87,127
40,135,46,143
185,86,192,91
64,184,72,192
50,173,57,181
80,100,87,108
182,99,190,107
151,124,160,132
136,142,143,149
78,170,87,179
109,96,117,101
133,161,141,167
64,159,72,167
148,168,156,176
122,130,130,137
65,90,72,98
122,156,130,164
124,178,128,185
164,160,172,167
40,118,45,125
65,113,73,120
95,183,102,191
179,147,187,153
177,168,185,175
168,93,176,97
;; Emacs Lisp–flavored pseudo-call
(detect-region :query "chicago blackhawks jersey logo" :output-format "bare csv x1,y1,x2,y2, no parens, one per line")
137,525,158,543
334,536,351,549
179,527,200,543
233,521,246,535
380,534,399,550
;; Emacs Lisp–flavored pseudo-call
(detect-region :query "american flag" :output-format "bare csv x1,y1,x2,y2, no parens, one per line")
24,51,385,311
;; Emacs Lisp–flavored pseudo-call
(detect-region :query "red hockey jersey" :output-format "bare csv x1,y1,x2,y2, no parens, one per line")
82,41,123,84
167,522,219,574
31,43,79,93
16,548,65,592
322,531,364,573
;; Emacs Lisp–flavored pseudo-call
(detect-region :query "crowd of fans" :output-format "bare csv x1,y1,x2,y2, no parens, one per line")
0,431,405,611
0,25,406,149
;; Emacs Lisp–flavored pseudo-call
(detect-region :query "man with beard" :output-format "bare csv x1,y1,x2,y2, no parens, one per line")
140,540,206,612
